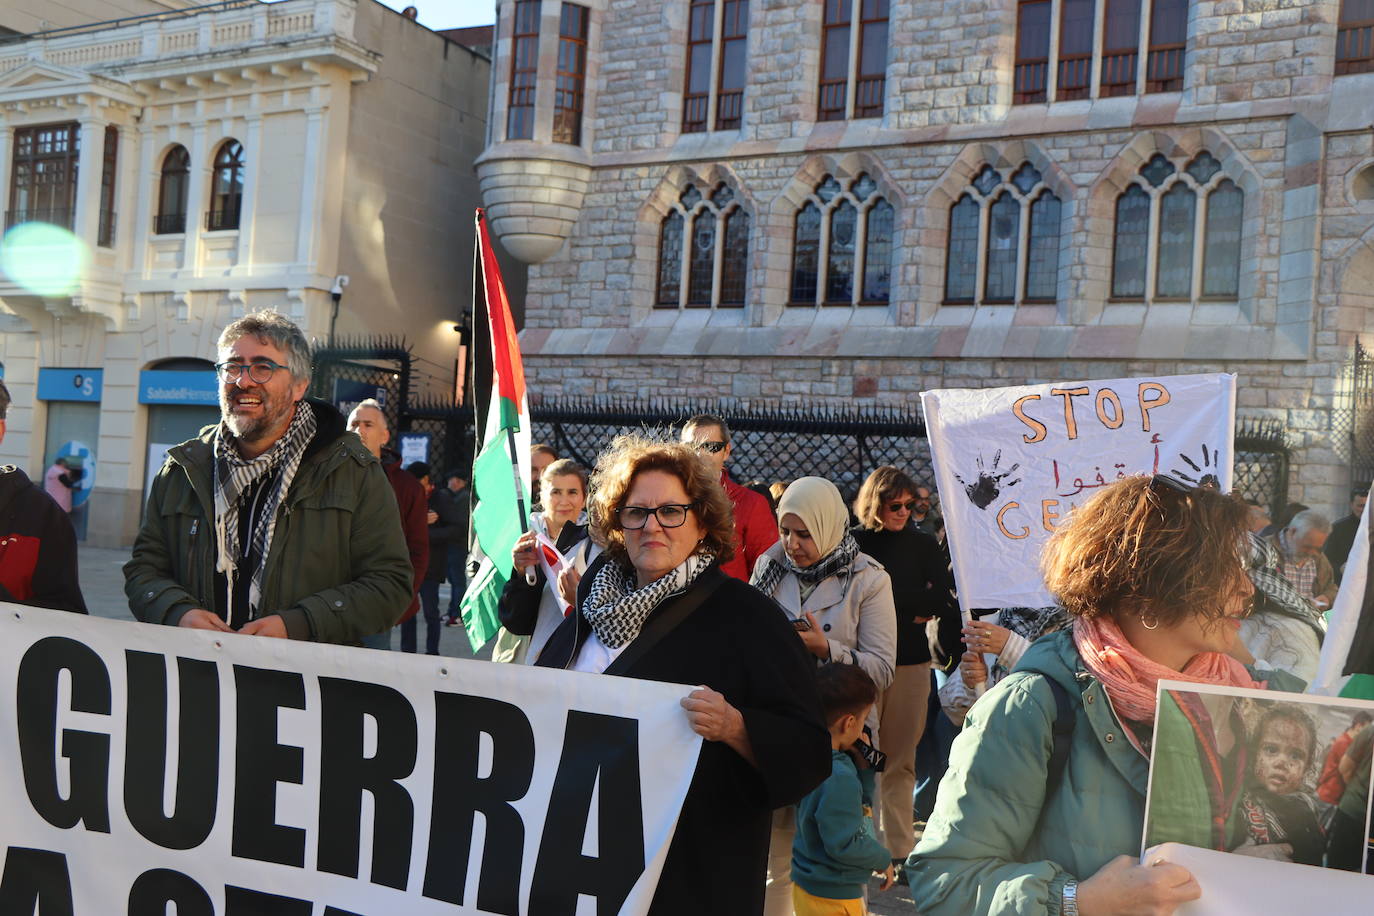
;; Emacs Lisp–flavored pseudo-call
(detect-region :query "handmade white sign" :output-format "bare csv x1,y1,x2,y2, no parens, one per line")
0,606,702,915
922,373,1235,610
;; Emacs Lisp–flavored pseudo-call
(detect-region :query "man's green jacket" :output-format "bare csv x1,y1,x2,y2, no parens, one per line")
124,399,412,645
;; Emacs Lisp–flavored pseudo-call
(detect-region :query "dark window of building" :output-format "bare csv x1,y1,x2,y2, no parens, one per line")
1202,179,1242,298
1111,184,1150,298
1057,0,1095,101
657,210,684,306
553,3,589,145
1338,0,1374,75
7,122,79,230
790,173,891,306
791,202,822,303
1013,0,1051,104
97,125,118,247
1154,182,1195,299
855,0,889,118
715,0,749,130
155,145,190,235
207,140,243,231
683,0,714,132
1146,0,1187,92
944,193,979,303
1100,0,1142,97
507,0,541,140
1025,192,1062,301
656,182,750,308
818,0,851,122
983,192,1020,302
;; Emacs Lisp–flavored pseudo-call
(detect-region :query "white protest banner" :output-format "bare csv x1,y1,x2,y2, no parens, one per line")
1142,843,1372,914
0,605,702,915
922,373,1235,610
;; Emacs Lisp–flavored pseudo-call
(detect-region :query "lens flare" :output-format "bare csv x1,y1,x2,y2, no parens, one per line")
0,222,87,297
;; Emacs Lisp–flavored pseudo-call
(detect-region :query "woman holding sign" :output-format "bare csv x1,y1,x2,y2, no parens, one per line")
536,434,830,915
496,458,597,664
909,475,1303,916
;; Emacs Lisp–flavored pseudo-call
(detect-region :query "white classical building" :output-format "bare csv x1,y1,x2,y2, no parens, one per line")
478,0,1374,517
0,0,491,546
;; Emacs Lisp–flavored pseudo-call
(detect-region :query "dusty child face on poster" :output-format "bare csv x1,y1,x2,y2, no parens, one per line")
1250,710,1317,796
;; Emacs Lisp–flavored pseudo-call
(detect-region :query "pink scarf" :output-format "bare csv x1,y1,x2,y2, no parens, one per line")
1073,615,1261,724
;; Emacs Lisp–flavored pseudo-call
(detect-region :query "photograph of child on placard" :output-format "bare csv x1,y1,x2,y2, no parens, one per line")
1143,681,1374,873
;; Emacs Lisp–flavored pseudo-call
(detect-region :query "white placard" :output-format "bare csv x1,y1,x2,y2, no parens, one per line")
921,373,1235,610
0,606,702,914
1143,843,1372,913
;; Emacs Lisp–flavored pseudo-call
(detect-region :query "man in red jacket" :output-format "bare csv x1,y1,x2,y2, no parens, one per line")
348,399,428,650
681,414,778,581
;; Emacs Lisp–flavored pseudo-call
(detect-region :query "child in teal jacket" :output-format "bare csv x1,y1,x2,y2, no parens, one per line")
791,664,896,914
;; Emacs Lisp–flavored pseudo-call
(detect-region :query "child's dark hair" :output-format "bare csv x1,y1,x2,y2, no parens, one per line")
815,664,878,725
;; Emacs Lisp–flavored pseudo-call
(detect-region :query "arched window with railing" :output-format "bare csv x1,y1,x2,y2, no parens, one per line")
207,139,243,231
154,145,190,235
1110,151,1243,301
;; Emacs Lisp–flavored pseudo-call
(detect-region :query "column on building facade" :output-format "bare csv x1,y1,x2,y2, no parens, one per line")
131,123,156,279
181,122,208,275
74,117,104,249
294,107,324,268
235,112,262,273
0,126,11,229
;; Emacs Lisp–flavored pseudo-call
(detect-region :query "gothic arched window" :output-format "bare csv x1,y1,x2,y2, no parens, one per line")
655,182,750,308
789,172,892,306
943,162,1062,305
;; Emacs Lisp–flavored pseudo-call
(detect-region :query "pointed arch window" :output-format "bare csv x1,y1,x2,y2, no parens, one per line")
656,182,750,308
207,140,243,231
943,162,1062,305
1110,151,1244,301
155,145,190,235
789,173,892,306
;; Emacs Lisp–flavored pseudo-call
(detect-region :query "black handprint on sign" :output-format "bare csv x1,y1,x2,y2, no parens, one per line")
955,449,1022,510
1171,443,1220,489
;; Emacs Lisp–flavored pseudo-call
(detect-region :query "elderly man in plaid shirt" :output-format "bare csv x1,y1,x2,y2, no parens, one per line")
1267,509,1337,613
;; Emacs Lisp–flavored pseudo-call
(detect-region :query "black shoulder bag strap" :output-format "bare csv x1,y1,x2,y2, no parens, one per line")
603,568,726,676
1044,675,1076,793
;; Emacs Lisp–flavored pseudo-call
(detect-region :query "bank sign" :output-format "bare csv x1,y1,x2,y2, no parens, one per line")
139,371,218,406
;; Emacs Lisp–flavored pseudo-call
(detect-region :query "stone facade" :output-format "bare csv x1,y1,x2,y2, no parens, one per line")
480,0,1374,518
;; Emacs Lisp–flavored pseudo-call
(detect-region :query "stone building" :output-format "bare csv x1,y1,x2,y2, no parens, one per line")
477,0,1374,518
0,0,492,546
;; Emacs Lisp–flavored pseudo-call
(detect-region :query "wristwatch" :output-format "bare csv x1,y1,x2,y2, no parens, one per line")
1061,879,1079,916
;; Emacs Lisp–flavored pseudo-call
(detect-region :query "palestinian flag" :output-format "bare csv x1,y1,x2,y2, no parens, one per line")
1311,498,1374,700
458,210,532,652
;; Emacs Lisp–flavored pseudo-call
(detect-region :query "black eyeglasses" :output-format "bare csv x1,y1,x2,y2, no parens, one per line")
1150,473,1193,494
618,504,694,529
215,360,287,384
887,500,916,513
693,441,727,454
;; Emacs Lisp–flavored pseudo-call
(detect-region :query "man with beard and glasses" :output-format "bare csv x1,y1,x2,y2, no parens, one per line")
124,310,412,644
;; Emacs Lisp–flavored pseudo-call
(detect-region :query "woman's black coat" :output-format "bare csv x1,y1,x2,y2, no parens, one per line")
537,560,831,915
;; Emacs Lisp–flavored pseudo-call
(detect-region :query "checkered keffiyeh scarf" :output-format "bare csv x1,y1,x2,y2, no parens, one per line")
582,550,715,649
750,533,861,600
212,400,317,621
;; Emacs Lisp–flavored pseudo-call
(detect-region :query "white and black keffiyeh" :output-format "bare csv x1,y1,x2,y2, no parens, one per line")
1245,531,1326,641
212,400,317,621
582,550,715,649
750,532,861,599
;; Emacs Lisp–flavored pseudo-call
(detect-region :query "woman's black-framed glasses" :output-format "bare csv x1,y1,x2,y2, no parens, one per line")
215,360,287,384
1149,473,1194,495
887,500,917,513
618,504,694,529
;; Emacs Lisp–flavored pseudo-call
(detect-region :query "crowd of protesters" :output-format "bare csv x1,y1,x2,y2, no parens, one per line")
4,307,1374,914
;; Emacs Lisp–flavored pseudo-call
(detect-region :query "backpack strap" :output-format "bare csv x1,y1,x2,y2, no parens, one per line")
1044,675,1076,794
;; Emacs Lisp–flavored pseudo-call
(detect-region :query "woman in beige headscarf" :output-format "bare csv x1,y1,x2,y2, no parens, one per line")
751,475,898,916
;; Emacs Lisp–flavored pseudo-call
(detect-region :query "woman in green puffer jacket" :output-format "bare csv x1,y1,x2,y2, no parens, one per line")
910,475,1305,916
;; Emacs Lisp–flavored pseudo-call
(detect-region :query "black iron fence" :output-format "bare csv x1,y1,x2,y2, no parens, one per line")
1233,417,1290,516
1346,341,1374,489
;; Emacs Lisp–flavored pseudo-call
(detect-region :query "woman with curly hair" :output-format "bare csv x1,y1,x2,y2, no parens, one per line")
536,433,830,915
909,475,1304,916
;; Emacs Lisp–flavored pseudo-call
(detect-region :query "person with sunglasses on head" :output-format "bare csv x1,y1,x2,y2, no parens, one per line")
909,475,1304,916
535,433,830,915
680,414,778,582
125,310,412,645
751,475,897,916
848,465,959,876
